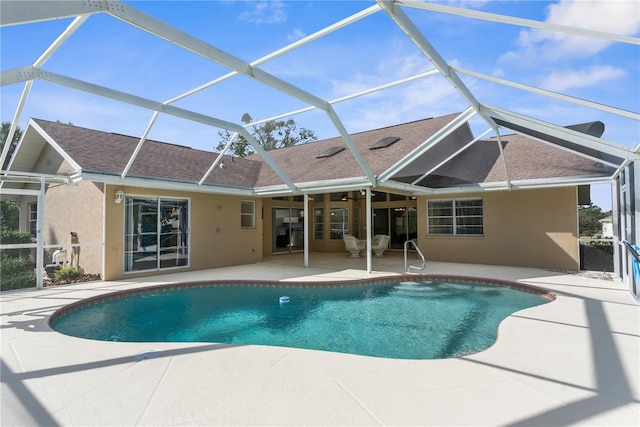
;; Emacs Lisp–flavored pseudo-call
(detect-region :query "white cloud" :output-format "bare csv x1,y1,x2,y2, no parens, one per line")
286,28,306,43
339,75,464,133
501,0,640,63
238,1,287,25
539,65,626,91
446,0,490,9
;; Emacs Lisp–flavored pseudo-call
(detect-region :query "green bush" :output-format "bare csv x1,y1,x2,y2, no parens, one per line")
0,228,33,258
53,267,82,282
0,255,36,291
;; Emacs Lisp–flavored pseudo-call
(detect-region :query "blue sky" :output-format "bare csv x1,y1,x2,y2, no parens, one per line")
2,0,639,210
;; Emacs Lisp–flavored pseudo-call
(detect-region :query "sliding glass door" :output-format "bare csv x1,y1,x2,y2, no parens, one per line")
272,207,304,253
125,197,189,272
373,207,417,249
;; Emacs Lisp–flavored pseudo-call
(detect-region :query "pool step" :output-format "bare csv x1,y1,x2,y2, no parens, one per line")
394,281,435,292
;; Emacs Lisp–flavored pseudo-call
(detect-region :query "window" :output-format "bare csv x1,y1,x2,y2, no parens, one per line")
313,207,324,240
124,197,189,272
241,201,255,229
28,203,37,238
330,207,349,239
428,198,483,235
353,207,361,238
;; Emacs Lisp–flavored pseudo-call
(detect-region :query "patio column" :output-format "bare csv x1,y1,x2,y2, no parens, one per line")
36,176,45,288
304,193,310,268
366,187,372,273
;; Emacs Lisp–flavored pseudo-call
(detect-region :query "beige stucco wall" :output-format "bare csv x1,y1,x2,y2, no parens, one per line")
417,187,579,270
43,181,104,275
20,144,105,275
104,186,263,281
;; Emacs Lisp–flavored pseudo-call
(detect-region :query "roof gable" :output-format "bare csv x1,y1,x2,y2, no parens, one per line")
30,119,263,188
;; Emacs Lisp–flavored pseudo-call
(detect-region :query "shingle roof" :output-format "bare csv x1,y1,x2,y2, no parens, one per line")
418,133,612,188
248,113,461,187
28,115,612,192
32,119,262,188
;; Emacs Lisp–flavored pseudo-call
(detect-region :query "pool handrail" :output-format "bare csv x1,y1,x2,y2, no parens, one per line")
404,239,426,273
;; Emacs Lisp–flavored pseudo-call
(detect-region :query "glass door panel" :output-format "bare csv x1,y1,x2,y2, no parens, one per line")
125,198,158,272
272,207,304,253
159,200,188,269
391,208,407,249
289,208,304,251
373,208,389,236
125,197,189,272
373,207,416,250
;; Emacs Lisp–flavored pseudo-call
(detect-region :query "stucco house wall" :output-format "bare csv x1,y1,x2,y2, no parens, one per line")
20,143,104,276
103,185,263,281
43,181,104,276
418,187,579,270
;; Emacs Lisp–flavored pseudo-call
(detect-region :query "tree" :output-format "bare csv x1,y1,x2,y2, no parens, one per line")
1,121,23,169
579,203,610,237
215,114,317,157
1,200,20,230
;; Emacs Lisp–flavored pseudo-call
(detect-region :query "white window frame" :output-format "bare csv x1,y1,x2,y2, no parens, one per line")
427,198,484,236
313,207,324,240
329,207,349,239
241,200,256,229
28,202,37,238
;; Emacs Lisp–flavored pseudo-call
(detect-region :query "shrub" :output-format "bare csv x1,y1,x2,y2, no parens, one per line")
0,228,33,258
53,267,82,282
0,255,36,291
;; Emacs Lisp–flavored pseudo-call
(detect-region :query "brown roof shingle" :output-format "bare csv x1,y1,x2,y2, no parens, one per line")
248,113,462,187
33,119,262,188
30,115,612,191
420,133,612,187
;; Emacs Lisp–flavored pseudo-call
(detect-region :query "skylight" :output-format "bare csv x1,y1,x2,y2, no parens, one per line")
370,136,400,150
316,146,345,158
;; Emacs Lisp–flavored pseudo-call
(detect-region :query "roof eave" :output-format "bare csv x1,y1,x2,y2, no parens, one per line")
423,175,613,195
79,170,255,196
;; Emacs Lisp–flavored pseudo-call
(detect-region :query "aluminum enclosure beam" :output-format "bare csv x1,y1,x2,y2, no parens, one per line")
397,0,640,46
454,67,640,121
0,0,108,27
410,128,494,185
377,1,499,133
199,132,240,186
10,67,299,192
2,0,375,186
379,107,477,182
2,15,90,171
125,4,382,180
102,1,375,183
483,105,638,164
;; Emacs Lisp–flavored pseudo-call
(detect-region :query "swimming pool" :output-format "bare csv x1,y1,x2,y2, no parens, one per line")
50,276,554,359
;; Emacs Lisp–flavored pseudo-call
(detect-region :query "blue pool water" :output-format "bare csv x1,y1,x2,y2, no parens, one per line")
50,279,551,359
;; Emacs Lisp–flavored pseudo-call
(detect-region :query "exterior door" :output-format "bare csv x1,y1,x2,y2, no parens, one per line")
373,207,418,250
272,207,304,253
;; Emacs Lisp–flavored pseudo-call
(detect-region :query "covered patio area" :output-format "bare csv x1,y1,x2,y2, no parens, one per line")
2,254,638,426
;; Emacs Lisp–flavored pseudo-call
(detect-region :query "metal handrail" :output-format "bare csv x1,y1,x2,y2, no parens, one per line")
404,239,426,273
621,240,640,264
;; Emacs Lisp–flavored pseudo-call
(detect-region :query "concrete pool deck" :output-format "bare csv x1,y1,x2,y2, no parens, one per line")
1,253,638,426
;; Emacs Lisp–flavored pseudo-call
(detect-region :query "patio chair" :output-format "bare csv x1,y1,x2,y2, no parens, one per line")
371,234,391,257
343,234,365,258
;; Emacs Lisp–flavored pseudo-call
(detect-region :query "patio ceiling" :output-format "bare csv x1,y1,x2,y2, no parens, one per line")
1,0,638,196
